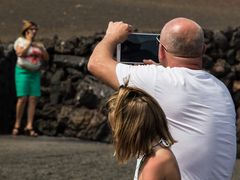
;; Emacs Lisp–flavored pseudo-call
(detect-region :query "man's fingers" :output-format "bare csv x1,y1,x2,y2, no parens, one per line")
127,24,133,32
105,21,133,43
143,59,158,65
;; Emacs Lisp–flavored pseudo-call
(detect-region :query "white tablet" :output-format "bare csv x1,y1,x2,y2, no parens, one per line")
116,33,159,64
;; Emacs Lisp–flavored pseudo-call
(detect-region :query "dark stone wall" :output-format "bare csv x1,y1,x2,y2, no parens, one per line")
0,45,17,133
0,29,240,146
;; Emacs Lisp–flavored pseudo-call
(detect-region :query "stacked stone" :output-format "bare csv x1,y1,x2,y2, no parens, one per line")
0,28,239,146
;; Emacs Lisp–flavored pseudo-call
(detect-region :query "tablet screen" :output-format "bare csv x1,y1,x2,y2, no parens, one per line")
117,33,159,64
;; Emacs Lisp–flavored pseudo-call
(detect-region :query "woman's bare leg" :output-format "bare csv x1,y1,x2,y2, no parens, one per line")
25,96,37,129
13,96,27,135
14,97,27,128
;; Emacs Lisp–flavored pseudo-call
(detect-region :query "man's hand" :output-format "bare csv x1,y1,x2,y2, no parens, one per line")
143,59,159,65
104,21,133,45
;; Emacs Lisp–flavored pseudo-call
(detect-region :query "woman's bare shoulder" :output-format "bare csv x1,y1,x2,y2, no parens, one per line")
140,148,181,180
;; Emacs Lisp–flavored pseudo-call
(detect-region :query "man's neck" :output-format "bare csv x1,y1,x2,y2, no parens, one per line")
166,56,202,70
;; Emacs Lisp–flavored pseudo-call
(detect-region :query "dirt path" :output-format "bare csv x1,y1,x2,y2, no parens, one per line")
0,136,239,180
0,136,135,180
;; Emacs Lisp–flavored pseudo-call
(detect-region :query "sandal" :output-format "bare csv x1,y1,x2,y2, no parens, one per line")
24,128,38,137
12,127,20,136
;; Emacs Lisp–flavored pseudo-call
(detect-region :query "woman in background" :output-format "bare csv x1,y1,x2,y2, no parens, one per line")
107,86,181,180
12,20,49,137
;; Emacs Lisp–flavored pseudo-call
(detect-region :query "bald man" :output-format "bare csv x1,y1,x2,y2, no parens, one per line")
88,18,236,180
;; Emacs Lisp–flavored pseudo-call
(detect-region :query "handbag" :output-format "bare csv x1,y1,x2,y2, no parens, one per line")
18,46,43,71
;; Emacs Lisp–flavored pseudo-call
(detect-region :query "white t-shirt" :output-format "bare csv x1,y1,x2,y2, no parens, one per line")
14,37,43,70
116,63,236,180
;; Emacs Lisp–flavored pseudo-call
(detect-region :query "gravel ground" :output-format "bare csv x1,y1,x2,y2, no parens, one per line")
0,136,239,180
0,136,135,180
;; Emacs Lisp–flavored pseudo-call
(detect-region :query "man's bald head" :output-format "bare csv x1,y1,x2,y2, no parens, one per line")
160,17,204,58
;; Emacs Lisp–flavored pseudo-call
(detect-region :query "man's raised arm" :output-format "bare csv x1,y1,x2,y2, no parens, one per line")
87,21,132,89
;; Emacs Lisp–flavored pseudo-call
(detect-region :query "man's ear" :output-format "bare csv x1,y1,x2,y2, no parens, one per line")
159,45,165,63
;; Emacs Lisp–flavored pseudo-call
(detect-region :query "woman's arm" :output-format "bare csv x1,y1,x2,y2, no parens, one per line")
41,47,49,61
15,40,31,57
15,30,35,57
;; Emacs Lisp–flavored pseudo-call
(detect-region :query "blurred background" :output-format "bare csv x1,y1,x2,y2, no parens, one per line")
0,0,240,42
